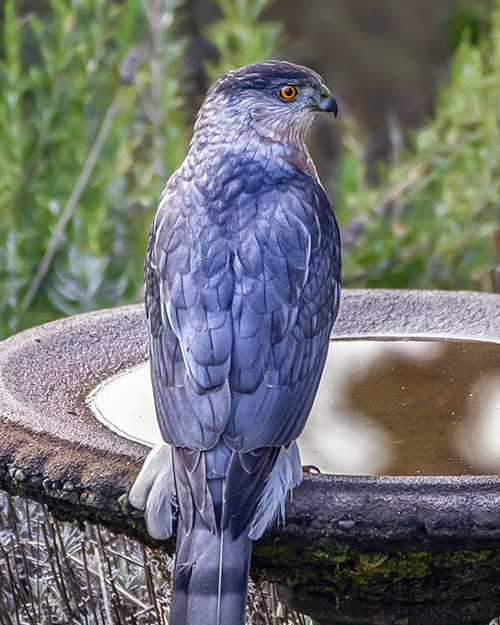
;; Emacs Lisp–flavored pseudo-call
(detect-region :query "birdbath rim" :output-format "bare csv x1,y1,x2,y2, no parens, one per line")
1,288,500,555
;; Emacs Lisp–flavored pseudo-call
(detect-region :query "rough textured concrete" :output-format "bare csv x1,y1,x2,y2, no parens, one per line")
334,288,500,341
1,289,500,624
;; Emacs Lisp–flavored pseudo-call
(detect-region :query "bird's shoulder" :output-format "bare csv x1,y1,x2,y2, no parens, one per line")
145,154,340,312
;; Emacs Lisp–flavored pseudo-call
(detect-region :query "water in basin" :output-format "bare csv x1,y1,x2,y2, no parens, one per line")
87,339,500,476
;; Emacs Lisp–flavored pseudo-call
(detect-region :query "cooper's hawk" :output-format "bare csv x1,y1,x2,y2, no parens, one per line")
130,61,341,625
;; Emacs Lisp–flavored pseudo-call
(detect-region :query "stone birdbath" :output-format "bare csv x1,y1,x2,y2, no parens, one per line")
1,289,500,625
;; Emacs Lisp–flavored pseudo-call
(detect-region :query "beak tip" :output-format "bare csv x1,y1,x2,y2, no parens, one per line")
331,96,339,118
318,94,338,117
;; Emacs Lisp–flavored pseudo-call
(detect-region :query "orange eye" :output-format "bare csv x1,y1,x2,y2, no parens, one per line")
280,85,298,100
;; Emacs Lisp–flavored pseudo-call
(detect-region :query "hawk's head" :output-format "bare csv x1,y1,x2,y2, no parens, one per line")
197,61,338,144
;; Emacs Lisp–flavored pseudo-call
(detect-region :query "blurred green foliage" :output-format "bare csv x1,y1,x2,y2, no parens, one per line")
338,0,500,291
0,0,189,337
1,0,500,341
204,0,283,81
441,2,491,52
0,0,279,339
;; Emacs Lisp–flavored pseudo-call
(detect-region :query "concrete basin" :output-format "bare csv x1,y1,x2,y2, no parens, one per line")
1,289,500,625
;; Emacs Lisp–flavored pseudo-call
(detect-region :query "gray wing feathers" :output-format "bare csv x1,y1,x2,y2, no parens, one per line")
222,446,280,538
225,181,340,450
144,168,340,533
173,447,217,535
152,371,230,449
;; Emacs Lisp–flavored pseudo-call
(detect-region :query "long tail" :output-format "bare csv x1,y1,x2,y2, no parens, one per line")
169,517,252,625
129,442,302,624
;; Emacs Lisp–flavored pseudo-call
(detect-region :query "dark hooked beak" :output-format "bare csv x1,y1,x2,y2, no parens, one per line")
318,92,338,116
313,84,338,116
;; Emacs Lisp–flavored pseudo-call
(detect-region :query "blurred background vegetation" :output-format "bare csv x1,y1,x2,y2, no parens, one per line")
0,1,499,622
0,0,498,341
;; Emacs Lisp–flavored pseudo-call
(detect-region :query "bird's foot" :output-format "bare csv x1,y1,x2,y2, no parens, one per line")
302,464,321,474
